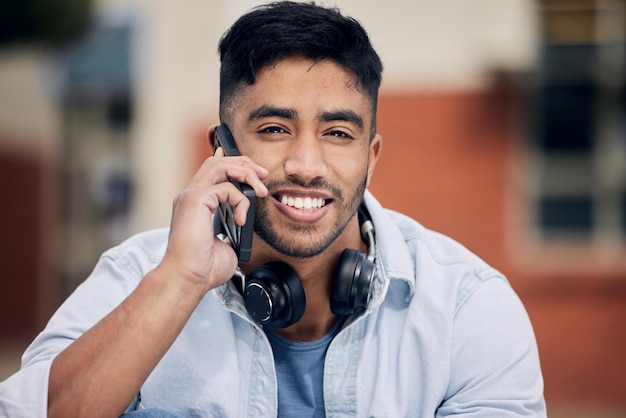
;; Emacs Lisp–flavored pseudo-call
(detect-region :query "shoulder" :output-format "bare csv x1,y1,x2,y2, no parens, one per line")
365,193,508,313
387,209,497,277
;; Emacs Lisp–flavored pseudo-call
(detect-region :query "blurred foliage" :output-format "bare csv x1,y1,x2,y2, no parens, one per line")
0,0,92,47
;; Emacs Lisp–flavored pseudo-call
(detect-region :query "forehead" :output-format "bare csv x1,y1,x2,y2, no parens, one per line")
230,57,372,123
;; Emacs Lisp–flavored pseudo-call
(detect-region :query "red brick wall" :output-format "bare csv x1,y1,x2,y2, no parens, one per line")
370,92,511,269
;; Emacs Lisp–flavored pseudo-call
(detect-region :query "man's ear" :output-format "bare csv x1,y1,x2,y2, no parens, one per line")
207,125,218,155
366,133,383,187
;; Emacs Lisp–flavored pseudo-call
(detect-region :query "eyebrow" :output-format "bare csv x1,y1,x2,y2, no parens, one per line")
319,109,364,132
247,105,297,122
247,105,364,132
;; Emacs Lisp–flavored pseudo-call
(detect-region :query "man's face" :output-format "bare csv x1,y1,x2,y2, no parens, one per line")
229,56,382,259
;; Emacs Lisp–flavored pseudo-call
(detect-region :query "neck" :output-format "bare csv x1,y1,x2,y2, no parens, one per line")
273,253,339,341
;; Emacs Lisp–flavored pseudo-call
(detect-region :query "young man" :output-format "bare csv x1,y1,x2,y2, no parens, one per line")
0,2,546,417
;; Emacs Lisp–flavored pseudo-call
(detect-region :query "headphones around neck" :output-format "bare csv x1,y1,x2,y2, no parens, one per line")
241,204,377,328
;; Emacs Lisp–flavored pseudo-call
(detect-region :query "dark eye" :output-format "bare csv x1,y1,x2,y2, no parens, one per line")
259,125,287,134
326,130,354,140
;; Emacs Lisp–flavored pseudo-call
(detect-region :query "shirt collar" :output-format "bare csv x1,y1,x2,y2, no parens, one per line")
363,190,416,302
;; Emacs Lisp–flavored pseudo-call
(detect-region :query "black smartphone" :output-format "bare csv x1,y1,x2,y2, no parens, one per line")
212,125,255,263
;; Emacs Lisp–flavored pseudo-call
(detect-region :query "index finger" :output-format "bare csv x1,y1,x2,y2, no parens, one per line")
193,153,269,198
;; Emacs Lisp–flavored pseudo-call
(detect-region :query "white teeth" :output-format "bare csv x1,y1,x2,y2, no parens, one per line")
280,195,326,210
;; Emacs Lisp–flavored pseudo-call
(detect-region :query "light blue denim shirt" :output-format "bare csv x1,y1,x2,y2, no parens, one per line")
0,191,546,417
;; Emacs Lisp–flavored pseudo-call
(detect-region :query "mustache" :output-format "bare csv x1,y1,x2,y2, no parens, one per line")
265,177,344,200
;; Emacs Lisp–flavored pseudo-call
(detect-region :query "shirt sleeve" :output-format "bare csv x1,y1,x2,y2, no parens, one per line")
0,247,143,418
0,360,51,418
436,277,547,417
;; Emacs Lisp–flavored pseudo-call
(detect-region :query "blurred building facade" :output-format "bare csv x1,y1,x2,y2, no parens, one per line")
0,0,624,416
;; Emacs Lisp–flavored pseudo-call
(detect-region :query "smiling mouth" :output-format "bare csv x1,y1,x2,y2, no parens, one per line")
275,194,329,211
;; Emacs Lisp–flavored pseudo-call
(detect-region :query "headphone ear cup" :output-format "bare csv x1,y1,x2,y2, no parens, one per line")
244,262,306,328
330,249,375,316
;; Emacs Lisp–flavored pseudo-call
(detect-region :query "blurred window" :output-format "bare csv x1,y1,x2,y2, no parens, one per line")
532,0,626,241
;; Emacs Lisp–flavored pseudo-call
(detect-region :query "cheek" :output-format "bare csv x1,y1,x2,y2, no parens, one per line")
329,151,370,185
253,148,287,172
327,142,370,176
234,137,284,167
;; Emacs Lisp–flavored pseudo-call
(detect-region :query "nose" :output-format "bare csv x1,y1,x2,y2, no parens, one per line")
284,133,329,182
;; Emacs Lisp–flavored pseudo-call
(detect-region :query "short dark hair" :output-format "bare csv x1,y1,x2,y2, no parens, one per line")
218,1,383,136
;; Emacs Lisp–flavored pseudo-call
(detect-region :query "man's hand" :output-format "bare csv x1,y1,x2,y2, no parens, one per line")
159,147,268,294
